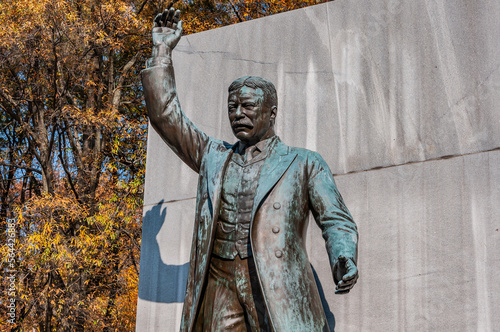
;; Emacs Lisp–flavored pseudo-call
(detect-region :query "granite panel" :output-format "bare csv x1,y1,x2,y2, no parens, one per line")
135,301,183,332
308,149,500,331
143,125,198,206
324,0,500,172
462,150,500,331
173,26,246,143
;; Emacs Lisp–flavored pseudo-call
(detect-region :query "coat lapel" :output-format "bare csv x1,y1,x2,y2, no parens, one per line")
190,144,233,332
206,147,233,214
252,139,297,220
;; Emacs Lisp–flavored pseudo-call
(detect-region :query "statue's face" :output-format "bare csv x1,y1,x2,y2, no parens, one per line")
228,86,276,145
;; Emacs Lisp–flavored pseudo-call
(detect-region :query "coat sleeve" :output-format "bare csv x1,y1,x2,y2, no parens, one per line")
141,57,209,173
307,152,358,282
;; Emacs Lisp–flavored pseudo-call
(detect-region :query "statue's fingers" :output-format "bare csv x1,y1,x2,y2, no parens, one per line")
342,266,358,281
154,13,163,27
172,9,181,29
166,7,175,27
337,284,352,291
342,272,357,282
160,8,169,26
337,278,356,291
344,273,359,286
173,9,181,22
335,280,352,294
337,271,358,291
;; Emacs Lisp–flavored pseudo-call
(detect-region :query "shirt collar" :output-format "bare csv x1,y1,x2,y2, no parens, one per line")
237,135,277,155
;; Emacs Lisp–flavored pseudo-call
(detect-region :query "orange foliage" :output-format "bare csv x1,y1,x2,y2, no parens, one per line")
0,0,148,330
177,0,327,34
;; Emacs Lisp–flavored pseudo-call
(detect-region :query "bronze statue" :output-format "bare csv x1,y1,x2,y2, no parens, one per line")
142,8,359,332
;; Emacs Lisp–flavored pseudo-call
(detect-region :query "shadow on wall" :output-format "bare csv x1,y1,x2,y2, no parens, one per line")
312,264,336,332
138,200,190,303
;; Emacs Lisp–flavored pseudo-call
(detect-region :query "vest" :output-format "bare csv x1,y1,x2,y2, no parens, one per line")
212,141,270,259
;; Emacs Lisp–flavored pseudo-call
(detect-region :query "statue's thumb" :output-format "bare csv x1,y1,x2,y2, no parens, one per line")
334,256,346,284
176,21,183,36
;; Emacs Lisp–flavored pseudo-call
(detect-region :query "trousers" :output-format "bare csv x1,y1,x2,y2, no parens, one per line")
194,255,271,332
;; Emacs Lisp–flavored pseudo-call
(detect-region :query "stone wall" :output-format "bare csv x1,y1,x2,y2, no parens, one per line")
136,1,500,330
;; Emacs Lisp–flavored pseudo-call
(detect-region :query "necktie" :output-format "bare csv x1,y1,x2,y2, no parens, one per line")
244,146,257,162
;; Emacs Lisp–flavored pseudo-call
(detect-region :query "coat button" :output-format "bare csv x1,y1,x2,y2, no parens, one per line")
273,202,281,209
272,227,280,234
275,250,283,258
203,193,208,199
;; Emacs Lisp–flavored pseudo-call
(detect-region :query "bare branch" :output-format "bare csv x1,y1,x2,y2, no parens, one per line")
228,0,244,22
137,0,150,15
112,51,140,108
57,130,81,203
61,117,83,170
0,87,19,108
0,161,42,174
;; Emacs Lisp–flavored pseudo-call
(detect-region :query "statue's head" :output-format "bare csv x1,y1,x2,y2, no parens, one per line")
228,76,278,145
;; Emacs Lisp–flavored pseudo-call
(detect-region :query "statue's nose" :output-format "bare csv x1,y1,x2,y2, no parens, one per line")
235,106,244,118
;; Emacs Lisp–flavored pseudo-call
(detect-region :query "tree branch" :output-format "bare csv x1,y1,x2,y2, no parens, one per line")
228,0,244,22
57,130,81,203
0,161,42,174
112,51,140,108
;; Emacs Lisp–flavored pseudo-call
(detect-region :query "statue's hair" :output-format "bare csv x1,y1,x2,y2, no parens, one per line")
228,76,278,109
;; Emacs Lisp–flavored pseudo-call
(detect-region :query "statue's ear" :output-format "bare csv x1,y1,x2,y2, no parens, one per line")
270,106,277,124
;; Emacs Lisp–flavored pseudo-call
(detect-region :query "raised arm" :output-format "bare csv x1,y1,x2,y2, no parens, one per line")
142,8,209,173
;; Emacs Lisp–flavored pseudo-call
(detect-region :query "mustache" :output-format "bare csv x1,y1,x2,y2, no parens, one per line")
232,121,253,128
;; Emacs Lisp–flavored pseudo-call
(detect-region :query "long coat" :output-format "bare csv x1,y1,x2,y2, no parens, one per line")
142,65,358,332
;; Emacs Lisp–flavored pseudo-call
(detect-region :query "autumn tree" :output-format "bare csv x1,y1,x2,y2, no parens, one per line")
175,0,328,33
0,0,152,330
0,0,328,330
